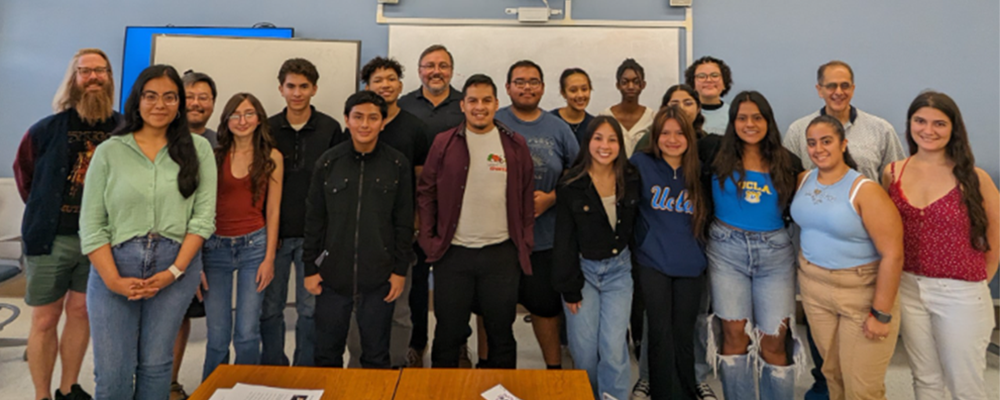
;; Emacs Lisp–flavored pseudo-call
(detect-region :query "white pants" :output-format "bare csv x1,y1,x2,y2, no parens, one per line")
899,272,995,400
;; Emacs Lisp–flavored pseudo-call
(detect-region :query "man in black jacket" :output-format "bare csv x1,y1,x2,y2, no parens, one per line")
303,91,415,368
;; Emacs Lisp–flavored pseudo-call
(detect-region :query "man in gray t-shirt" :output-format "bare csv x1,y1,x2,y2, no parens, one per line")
496,60,579,370
783,60,905,182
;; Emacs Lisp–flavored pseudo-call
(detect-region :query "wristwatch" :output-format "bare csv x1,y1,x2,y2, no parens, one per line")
168,265,185,280
870,307,892,323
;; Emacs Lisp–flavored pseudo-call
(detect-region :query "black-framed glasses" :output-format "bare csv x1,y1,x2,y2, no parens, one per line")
77,67,110,76
512,79,542,88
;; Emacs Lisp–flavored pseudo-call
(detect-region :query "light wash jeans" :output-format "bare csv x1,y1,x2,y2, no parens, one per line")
259,237,316,366
706,222,801,400
564,248,633,400
900,272,995,400
202,227,267,380
88,235,202,400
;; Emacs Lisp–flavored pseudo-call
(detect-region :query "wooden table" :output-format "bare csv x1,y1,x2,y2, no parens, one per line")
187,365,401,400
393,368,593,400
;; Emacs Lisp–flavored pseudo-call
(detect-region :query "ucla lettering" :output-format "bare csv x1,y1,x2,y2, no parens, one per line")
650,186,693,214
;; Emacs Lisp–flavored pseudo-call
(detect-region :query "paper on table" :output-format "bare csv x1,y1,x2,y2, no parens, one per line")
481,384,522,400
209,383,324,400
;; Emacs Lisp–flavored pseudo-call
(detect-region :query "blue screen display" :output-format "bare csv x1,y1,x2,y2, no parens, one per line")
120,26,293,109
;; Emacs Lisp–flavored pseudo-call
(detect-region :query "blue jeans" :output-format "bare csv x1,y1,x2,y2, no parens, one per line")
564,249,633,400
706,222,801,400
202,227,267,380
259,237,315,366
88,235,202,400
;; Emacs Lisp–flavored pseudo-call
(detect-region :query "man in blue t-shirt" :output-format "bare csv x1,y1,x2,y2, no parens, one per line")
495,60,579,370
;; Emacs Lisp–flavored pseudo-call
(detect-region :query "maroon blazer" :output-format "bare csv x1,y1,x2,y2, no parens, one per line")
417,120,535,274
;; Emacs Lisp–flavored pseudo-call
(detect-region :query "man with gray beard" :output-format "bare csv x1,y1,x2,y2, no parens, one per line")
14,48,121,400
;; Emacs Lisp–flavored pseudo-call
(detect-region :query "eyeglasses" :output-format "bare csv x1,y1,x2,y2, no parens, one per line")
77,67,110,76
227,112,258,122
512,79,542,88
186,94,213,102
140,91,179,106
694,72,722,81
823,82,853,91
419,62,452,71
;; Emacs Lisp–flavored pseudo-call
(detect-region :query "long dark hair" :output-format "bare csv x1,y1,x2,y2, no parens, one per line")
645,106,708,241
661,84,706,137
114,64,199,198
215,93,277,206
561,115,633,201
906,91,989,252
806,115,858,170
712,91,797,208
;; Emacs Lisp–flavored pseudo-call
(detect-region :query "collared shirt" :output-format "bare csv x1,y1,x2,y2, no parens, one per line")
79,133,217,255
783,106,906,183
269,106,342,238
398,85,465,141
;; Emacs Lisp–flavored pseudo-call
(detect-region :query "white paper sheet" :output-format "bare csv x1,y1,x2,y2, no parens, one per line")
481,383,523,400
208,383,323,400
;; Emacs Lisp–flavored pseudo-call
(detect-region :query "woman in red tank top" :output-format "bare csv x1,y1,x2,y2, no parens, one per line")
202,93,284,379
882,91,999,400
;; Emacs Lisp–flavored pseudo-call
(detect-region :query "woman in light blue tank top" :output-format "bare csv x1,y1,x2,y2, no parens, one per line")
790,115,904,399
703,91,804,400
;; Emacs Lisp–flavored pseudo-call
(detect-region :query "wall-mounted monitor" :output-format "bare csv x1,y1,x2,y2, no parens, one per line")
120,26,294,109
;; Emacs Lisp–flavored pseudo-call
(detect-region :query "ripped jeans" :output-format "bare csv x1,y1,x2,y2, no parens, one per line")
705,222,802,400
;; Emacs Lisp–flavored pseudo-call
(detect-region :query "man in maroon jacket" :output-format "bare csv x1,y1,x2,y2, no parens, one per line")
417,74,534,369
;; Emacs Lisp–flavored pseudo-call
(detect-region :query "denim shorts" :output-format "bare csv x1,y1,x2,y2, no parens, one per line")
706,221,796,335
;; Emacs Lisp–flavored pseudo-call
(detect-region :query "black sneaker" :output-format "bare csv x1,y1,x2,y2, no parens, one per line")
695,382,718,400
55,384,93,400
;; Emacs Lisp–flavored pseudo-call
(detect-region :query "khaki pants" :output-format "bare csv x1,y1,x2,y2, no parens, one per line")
798,254,901,400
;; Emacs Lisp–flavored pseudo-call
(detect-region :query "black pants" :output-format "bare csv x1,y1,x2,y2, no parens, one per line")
409,243,430,351
631,260,646,346
314,282,394,368
431,241,520,368
640,266,704,400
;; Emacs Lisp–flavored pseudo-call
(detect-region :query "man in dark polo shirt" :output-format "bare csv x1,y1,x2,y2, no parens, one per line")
260,58,342,367
397,44,470,367
398,44,464,140
340,56,430,368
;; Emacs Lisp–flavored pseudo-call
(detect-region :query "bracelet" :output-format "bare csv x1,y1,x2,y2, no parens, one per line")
168,265,184,280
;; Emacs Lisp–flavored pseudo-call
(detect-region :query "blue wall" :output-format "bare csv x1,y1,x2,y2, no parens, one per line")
2,0,997,292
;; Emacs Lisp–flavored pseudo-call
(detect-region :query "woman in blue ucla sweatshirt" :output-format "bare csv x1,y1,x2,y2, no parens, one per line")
553,115,641,400
629,105,710,400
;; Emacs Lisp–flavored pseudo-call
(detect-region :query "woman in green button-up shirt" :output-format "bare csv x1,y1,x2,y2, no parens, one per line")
79,65,217,399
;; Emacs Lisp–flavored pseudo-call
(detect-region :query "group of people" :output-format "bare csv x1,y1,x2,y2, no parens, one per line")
14,44,997,400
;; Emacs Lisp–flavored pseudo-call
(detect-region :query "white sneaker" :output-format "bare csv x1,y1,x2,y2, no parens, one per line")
630,379,650,400
696,382,718,400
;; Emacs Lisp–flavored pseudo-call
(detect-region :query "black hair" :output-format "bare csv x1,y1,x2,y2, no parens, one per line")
278,58,319,85
360,56,404,85
462,74,497,97
561,116,634,201
712,91,797,208
661,84,706,137
684,56,734,97
115,64,199,198
616,58,645,81
559,68,591,93
182,70,217,101
506,60,543,84
344,90,388,119
806,115,858,170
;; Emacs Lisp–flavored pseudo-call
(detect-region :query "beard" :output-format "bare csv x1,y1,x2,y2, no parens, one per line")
71,79,114,125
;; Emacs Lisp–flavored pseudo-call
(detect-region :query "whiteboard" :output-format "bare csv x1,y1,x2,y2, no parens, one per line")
152,35,360,128
389,25,680,114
